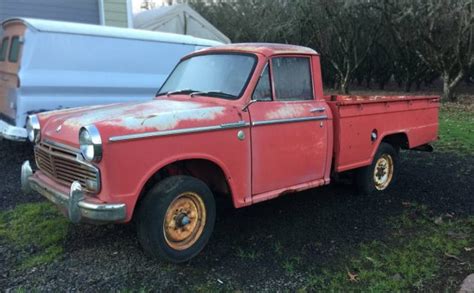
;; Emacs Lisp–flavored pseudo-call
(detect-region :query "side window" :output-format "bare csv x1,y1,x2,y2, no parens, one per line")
271,57,313,101
8,36,21,63
252,64,272,101
0,37,8,62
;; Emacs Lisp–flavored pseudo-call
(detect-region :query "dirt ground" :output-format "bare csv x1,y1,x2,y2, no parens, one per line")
0,137,472,291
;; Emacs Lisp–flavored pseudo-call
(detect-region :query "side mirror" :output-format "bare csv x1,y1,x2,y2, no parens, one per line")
242,99,258,112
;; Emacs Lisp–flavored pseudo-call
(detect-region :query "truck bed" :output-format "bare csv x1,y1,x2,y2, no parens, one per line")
326,95,440,172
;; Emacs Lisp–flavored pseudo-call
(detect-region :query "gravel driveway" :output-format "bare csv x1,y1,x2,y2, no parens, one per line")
0,140,472,291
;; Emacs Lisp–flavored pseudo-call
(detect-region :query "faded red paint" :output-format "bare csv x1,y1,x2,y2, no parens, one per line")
326,95,439,172
32,43,439,223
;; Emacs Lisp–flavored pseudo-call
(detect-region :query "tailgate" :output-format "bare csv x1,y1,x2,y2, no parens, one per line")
328,95,440,172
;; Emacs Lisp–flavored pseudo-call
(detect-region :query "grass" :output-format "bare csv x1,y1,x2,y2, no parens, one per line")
298,203,473,292
118,288,152,293
0,202,69,269
193,280,229,293
436,102,474,153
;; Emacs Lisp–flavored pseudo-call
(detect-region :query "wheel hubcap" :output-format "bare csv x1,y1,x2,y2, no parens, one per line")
373,154,394,190
163,192,206,250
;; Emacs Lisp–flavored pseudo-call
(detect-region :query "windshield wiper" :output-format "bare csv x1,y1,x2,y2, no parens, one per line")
190,90,237,99
156,89,198,97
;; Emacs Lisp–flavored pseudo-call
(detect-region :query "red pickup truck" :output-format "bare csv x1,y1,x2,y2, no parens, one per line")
21,43,439,262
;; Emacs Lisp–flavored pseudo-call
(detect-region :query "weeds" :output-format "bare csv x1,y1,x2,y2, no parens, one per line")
236,247,260,260
273,240,283,256
282,256,302,276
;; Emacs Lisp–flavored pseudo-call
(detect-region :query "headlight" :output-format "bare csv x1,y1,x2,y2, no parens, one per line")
26,115,40,143
79,125,102,162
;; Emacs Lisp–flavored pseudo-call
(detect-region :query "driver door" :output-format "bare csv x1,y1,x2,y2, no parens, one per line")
249,56,328,195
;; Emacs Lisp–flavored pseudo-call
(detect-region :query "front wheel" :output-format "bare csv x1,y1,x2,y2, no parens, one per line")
355,142,399,195
136,175,216,263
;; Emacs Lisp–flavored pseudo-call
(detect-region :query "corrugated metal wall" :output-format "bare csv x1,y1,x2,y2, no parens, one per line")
0,0,100,24
103,0,128,27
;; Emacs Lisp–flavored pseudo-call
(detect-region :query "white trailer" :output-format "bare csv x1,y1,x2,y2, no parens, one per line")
0,17,221,141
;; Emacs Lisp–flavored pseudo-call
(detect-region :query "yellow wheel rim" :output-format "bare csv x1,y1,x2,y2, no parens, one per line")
373,154,394,190
163,192,206,251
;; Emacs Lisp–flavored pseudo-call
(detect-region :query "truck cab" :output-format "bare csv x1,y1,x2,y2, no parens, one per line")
21,43,439,263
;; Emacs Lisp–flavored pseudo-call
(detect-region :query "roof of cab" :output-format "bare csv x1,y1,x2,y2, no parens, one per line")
1,17,222,47
194,43,319,56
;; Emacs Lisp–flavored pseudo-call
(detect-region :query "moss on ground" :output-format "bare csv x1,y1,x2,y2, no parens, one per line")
0,202,69,269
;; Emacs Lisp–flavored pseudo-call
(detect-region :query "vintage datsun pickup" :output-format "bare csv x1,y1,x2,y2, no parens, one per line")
21,43,439,263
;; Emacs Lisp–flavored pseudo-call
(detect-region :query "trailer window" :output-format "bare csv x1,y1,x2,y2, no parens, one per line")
8,36,21,63
0,37,8,62
271,57,313,101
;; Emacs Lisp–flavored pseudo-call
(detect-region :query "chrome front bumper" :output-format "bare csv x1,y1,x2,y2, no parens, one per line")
21,161,126,224
0,119,27,141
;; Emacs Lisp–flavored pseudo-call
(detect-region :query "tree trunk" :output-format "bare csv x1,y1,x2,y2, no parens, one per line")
397,80,402,88
442,71,464,101
340,78,350,94
416,81,422,91
404,70,412,92
443,78,455,101
404,81,412,92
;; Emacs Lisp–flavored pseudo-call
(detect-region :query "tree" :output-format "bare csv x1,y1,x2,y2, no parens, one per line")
370,42,395,90
190,0,300,43
190,0,472,97
308,0,383,94
384,0,474,100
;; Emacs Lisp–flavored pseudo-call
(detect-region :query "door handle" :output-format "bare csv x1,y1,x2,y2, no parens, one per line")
310,107,325,113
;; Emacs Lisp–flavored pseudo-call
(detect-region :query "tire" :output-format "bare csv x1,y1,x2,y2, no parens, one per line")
355,142,399,195
136,175,216,263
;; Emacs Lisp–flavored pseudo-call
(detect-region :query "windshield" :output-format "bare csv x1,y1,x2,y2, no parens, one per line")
157,53,257,99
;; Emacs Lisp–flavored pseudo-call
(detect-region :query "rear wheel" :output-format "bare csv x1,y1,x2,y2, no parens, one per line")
355,142,399,195
136,175,216,263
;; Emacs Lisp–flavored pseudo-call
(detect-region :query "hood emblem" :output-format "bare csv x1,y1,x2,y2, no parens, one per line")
56,124,62,133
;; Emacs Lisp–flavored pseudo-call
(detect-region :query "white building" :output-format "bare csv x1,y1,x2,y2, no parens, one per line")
132,0,225,14
133,3,230,43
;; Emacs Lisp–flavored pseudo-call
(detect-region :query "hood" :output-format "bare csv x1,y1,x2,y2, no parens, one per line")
40,98,240,146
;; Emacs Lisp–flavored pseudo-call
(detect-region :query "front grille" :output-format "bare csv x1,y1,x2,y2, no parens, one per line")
34,142,100,193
